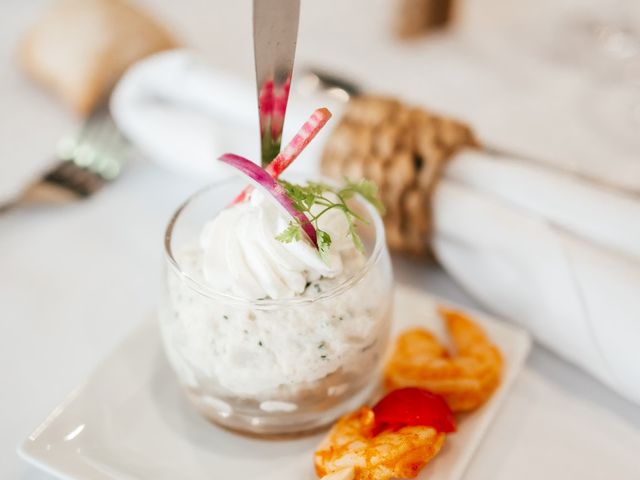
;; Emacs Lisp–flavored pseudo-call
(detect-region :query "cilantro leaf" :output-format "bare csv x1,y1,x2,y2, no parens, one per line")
317,229,332,261
342,178,386,215
276,222,302,243
274,177,384,262
348,222,365,253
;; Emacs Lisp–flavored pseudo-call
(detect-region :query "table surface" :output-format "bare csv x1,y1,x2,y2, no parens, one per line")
2,1,640,479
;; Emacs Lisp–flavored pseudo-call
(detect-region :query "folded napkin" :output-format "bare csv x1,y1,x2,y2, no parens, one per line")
111,49,344,180
435,151,640,403
111,50,640,404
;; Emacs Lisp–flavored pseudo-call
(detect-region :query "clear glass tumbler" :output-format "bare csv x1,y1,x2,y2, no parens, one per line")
159,178,393,435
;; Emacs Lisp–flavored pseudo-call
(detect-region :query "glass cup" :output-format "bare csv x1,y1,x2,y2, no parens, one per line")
159,178,393,435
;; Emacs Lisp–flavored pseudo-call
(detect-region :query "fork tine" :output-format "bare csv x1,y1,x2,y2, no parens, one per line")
1,95,128,214
87,115,127,178
43,112,121,197
43,161,103,197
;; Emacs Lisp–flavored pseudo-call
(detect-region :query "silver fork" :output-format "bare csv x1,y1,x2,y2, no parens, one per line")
0,103,128,214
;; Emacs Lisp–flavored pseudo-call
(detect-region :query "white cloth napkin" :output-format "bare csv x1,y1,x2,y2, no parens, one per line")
434,151,640,404
110,49,344,180
110,50,640,405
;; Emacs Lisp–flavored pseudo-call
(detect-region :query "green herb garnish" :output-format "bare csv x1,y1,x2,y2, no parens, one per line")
275,178,384,260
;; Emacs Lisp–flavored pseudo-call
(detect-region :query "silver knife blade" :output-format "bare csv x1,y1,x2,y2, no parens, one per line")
253,0,300,167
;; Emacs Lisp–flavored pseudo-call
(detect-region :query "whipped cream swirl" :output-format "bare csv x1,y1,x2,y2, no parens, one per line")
200,192,359,300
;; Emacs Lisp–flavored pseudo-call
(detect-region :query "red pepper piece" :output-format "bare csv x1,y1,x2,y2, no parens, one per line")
372,388,456,435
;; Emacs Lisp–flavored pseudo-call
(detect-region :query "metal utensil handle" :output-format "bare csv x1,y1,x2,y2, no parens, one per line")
253,0,301,167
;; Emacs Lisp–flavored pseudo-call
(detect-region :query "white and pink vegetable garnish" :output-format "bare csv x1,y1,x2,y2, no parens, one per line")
232,108,332,205
219,153,318,248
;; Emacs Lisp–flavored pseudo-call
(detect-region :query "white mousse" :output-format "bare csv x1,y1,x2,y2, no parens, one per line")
161,190,391,403
200,191,355,300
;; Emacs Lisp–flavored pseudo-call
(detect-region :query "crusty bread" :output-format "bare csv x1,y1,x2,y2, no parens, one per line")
19,0,178,115
394,0,457,38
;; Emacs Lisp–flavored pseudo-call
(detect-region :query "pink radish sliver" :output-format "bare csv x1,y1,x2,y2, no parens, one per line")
232,108,332,205
219,153,318,248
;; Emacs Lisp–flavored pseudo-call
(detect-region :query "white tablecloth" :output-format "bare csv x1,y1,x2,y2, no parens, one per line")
2,1,640,479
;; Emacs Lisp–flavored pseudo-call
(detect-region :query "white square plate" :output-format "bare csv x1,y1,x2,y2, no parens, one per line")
19,285,530,480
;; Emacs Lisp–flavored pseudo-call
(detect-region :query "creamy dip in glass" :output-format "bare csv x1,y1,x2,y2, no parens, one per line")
160,177,393,434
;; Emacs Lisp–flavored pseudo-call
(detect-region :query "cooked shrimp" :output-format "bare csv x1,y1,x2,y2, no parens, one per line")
314,407,445,480
384,307,503,412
